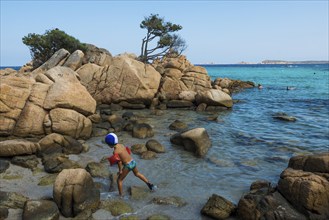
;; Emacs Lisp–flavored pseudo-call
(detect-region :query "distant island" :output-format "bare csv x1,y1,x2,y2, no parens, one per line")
237,60,329,65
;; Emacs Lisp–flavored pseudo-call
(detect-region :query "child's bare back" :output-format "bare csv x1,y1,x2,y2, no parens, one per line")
114,144,132,164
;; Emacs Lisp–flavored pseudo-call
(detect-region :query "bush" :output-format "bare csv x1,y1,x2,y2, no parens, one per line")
22,28,86,68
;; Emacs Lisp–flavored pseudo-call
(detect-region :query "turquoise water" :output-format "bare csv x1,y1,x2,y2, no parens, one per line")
1,64,328,219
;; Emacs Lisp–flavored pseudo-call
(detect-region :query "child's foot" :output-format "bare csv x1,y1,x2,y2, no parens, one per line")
147,182,155,191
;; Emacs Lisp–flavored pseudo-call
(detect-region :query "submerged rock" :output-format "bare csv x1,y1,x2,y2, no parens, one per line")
272,112,297,122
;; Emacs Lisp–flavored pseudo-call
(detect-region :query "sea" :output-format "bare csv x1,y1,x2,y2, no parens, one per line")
1,64,329,219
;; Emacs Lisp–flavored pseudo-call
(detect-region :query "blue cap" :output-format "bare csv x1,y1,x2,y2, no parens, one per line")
105,133,118,145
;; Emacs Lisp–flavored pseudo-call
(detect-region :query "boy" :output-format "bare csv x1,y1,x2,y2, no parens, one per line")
105,133,155,196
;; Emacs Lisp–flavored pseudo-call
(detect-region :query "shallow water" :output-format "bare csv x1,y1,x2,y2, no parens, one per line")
2,64,328,219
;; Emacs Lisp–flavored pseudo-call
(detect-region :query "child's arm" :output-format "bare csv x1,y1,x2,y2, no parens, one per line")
117,160,123,175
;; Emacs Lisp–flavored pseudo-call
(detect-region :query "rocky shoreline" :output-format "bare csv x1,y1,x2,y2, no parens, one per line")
1,45,328,219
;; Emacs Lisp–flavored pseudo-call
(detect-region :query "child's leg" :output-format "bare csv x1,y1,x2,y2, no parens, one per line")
117,169,130,196
132,166,149,183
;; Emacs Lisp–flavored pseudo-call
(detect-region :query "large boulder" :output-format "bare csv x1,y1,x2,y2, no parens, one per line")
77,54,161,106
170,128,211,157
53,168,100,217
0,139,39,157
43,66,96,116
278,153,329,219
201,194,236,220
195,89,233,108
38,133,84,156
47,108,92,139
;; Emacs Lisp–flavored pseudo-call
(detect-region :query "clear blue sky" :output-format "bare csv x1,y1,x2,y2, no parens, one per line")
1,0,328,65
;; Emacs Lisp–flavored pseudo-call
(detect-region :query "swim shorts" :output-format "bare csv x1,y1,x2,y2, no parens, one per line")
123,160,136,171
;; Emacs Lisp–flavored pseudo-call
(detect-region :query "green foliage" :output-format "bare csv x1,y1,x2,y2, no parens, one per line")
22,28,86,68
139,14,187,63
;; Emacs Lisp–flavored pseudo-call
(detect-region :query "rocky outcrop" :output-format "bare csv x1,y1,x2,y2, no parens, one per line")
213,77,255,93
53,168,100,217
278,153,329,219
77,54,161,106
0,65,96,139
153,56,212,101
170,127,211,157
212,153,329,220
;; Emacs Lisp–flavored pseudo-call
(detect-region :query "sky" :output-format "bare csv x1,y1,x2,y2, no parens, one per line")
1,0,328,65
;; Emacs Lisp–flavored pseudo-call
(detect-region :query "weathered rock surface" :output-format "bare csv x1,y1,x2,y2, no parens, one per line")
201,194,236,220
0,140,39,157
154,56,212,101
278,153,329,219
0,191,28,209
23,200,60,220
37,133,83,156
53,168,100,217
195,89,233,108
77,54,161,106
99,199,133,216
170,128,211,157
0,63,96,140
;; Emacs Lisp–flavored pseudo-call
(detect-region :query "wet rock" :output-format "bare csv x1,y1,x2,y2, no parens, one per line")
131,144,147,155
288,152,329,173
168,120,188,131
132,123,154,139
0,159,10,173
11,155,39,171
146,139,165,153
201,194,236,220
166,100,194,108
120,215,140,220
0,191,28,209
42,153,81,173
22,200,59,220
53,168,100,217
140,151,157,160
108,114,126,132
0,139,38,157
130,186,149,200
85,162,110,178
152,196,187,207
100,199,133,216
147,214,171,220
170,127,211,157
250,180,272,192
273,112,297,122
0,206,9,219
237,190,306,220
92,127,109,137
196,103,207,112
38,174,58,186
122,111,136,120
278,167,329,219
